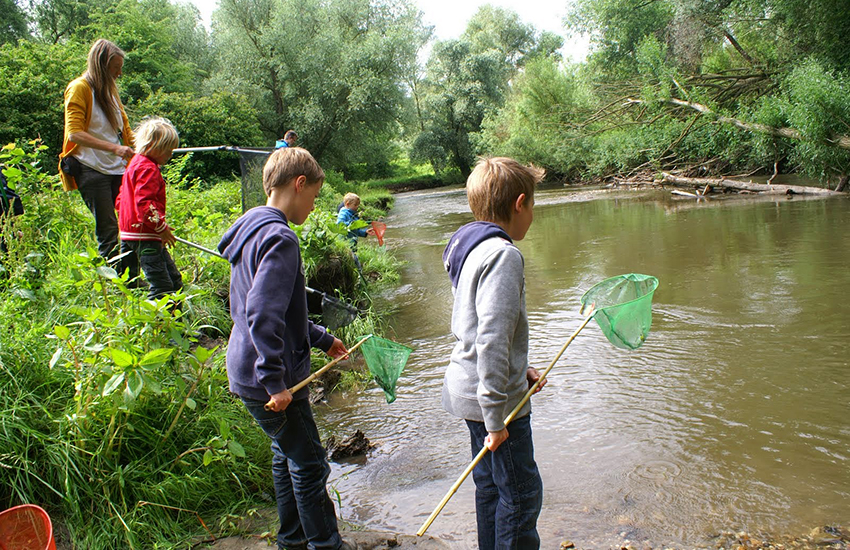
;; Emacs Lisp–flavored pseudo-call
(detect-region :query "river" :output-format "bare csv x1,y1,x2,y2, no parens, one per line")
314,186,850,549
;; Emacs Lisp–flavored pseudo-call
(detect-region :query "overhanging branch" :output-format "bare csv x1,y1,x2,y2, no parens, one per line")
625,97,850,150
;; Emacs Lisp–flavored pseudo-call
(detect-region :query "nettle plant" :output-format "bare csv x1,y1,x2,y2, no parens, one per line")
47,252,244,464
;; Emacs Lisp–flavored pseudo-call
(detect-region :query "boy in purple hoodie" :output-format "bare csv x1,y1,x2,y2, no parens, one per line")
218,147,353,550
442,157,546,549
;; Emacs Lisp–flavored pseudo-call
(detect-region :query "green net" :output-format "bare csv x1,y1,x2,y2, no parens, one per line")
580,273,659,350
360,335,412,403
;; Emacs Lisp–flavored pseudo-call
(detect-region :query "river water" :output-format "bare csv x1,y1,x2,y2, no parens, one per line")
315,186,850,549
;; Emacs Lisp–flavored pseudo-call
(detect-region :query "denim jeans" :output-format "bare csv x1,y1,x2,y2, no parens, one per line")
120,240,182,299
241,397,342,550
466,414,543,550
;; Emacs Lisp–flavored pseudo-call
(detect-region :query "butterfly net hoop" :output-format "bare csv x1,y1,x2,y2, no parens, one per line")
360,336,412,403
371,221,387,246
580,273,659,350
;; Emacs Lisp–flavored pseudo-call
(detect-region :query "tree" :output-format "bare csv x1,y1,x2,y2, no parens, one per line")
28,0,118,44
213,0,427,175
0,40,85,155
567,0,674,78
411,6,562,179
1,0,29,45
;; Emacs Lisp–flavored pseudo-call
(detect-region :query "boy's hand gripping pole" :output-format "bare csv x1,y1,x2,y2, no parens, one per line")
263,335,372,411
415,307,596,537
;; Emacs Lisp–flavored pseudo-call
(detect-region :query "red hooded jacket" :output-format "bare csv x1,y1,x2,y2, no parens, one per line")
117,154,169,241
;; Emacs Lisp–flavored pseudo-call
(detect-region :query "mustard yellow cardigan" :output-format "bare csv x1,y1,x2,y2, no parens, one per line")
58,77,134,191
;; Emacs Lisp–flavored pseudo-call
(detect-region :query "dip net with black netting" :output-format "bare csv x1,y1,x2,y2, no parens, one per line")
236,148,272,212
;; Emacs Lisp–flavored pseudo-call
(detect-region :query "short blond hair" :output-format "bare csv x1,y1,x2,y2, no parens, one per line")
466,157,545,223
342,192,361,208
134,117,179,156
263,147,325,196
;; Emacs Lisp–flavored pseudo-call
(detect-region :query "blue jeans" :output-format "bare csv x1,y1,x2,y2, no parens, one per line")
466,414,543,550
241,397,342,550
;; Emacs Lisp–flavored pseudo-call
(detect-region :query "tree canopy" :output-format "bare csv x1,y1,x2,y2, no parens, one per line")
1,0,847,185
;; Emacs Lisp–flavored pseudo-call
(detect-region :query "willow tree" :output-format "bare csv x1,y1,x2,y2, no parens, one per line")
411,6,562,179
213,0,428,175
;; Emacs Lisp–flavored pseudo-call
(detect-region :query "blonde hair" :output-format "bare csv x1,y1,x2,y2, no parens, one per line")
134,117,179,156
342,192,361,208
466,157,545,223
84,39,125,131
263,147,325,195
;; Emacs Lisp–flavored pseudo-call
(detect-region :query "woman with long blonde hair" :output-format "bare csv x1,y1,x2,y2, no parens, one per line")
59,39,136,278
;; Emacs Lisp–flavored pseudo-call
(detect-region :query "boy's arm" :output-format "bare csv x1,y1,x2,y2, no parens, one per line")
245,235,300,397
474,246,525,433
308,321,334,352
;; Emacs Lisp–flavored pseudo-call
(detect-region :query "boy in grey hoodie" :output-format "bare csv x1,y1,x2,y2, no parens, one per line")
442,157,546,549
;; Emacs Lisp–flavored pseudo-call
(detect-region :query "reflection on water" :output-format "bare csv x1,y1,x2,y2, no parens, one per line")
315,187,850,548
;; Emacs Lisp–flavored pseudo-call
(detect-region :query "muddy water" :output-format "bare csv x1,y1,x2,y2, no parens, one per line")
315,187,850,549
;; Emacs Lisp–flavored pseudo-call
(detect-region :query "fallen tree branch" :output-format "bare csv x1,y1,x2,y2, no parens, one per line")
661,172,842,195
625,98,850,150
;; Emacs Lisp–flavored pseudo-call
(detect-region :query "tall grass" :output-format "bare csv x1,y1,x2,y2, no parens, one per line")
0,141,402,547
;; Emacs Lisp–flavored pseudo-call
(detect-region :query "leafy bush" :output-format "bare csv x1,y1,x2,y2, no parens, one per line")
0,140,401,548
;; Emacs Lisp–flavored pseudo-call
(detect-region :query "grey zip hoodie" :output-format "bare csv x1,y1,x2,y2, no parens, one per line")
442,223,530,432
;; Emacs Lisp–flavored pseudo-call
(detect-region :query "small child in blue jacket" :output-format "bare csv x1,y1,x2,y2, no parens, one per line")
218,147,354,550
336,192,374,249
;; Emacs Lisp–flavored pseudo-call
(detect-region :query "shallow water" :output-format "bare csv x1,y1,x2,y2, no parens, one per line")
315,187,850,548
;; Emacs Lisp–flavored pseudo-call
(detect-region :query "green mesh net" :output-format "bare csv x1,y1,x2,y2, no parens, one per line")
580,273,659,350
360,335,412,403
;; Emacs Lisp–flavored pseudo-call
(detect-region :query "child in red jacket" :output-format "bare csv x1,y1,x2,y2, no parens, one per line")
116,117,182,299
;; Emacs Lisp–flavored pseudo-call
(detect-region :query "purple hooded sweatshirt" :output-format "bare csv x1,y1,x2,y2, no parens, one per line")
218,206,334,402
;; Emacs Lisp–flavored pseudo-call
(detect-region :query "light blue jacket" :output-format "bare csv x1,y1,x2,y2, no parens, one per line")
337,207,368,246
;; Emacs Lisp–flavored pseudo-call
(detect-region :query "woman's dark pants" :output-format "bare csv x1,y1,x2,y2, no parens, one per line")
466,414,543,550
76,167,135,276
241,397,342,550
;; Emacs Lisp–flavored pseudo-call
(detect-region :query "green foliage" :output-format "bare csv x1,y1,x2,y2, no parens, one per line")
568,0,674,77
0,142,266,547
481,58,595,177
135,90,264,180
752,59,850,179
0,41,85,156
1,0,29,45
412,6,562,178
213,0,427,174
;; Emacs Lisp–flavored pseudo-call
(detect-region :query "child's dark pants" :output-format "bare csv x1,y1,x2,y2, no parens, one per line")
241,397,342,550
120,240,182,299
466,414,543,550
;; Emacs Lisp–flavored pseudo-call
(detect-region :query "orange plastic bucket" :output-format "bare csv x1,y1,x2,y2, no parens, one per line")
371,221,387,246
0,505,56,550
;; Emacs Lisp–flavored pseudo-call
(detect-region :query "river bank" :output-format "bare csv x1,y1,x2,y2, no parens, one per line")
191,522,849,549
